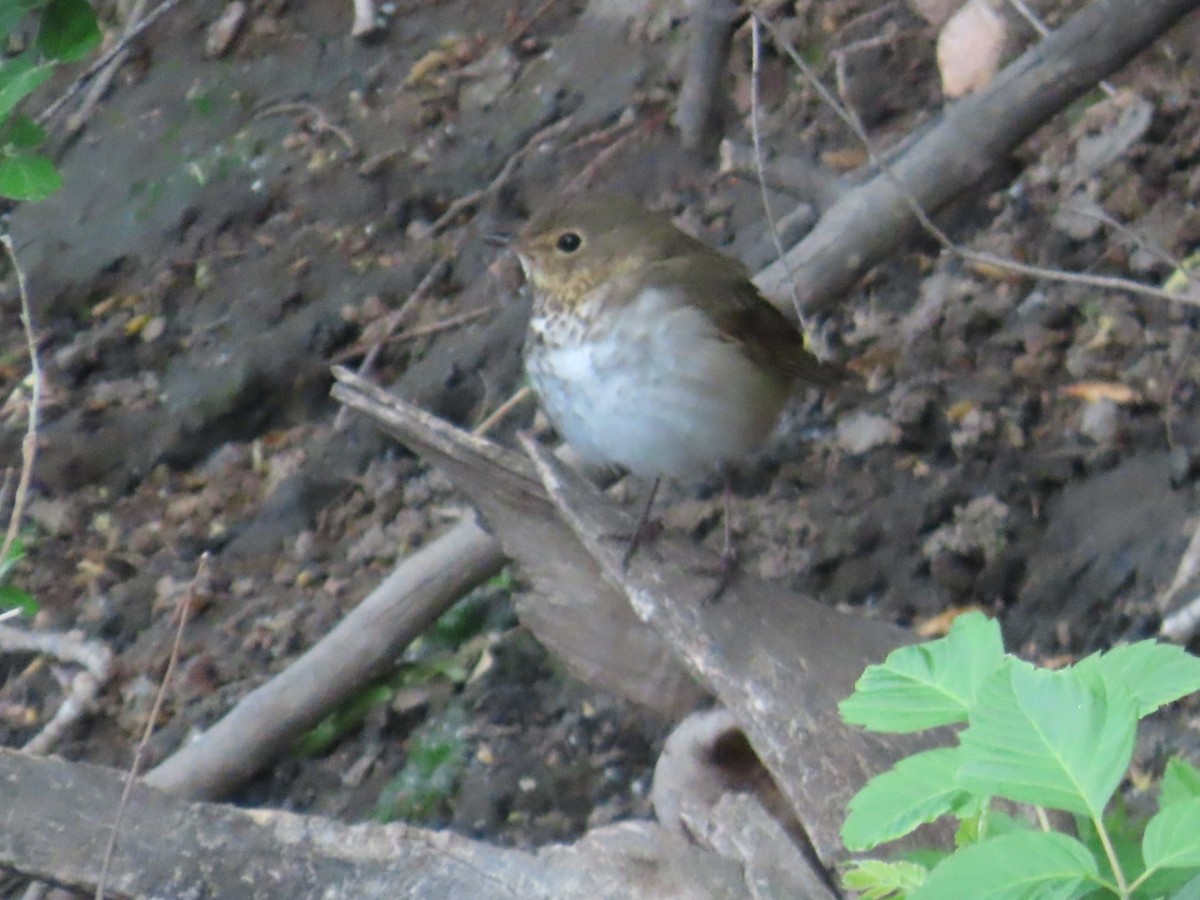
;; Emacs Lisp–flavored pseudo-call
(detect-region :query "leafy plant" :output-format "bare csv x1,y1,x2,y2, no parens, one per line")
0,0,100,200
374,702,469,824
840,611,1200,899
0,537,37,617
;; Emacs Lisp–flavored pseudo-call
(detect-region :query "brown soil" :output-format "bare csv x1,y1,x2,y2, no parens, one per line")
3,0,1200,868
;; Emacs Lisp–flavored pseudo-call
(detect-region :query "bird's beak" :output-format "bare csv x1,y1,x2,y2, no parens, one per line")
483,230,512,248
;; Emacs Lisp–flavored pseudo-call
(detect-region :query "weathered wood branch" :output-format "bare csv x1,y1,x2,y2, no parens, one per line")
330,369,935,869
0,749,758,899
755,0,1200,314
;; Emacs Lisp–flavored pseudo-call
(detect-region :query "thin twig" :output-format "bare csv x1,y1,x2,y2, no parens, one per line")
0,625,114,754
38,0,189,129
0,237,41,570
563,114,658,194
430,115,573,234
748,18,807,337
1005,0,1117,97
472,385,533,437
386,305,497,344
255,102,359,155
95,553,207,900
1068,203,1195,288
64,0,148,140
753,9,1200,311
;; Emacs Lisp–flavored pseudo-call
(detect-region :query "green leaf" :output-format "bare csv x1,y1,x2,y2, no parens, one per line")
840,612,1006,732
0,584,37,616
37,0,100,62
1148,868,1200,900
0,1,42,41
0,152,61,200
1076,641,1200,718
0,57,54,121
844,747,969,850
912,832,1100,900
1143,797,1200,872
958,660,1137,818
374,705,468,823
1162,757,1200,809
954,807,1032,847
292,681,395,757
842,859,928,899
0,538,25,582
5,113,46,149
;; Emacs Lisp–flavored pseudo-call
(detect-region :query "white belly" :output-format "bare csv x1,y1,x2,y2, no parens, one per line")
526,289,790,479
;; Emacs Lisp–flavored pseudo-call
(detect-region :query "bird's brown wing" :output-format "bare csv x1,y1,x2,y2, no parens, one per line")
638,254,847,389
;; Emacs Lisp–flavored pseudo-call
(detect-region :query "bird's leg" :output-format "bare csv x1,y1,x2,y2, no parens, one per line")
621,476,662,571
705,472,738,602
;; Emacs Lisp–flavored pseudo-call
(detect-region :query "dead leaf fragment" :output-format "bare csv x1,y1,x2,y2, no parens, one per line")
937,0,1007,98
916,605,987,638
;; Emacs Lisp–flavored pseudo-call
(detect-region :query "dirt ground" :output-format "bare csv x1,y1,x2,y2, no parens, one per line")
3,0,1200,872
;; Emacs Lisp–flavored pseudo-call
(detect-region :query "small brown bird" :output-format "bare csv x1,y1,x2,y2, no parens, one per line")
514,192,843,567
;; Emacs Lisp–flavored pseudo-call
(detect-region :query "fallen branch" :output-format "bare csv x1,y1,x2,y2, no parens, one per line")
328,369,935,869
674,0,737,151
515,434,934,867
753,0,1200,314
144,518,502,799
0,749,756,899
0,625,114,755
330,368,704,719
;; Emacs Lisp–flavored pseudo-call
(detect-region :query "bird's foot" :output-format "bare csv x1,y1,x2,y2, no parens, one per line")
699,545,737,603
615,517,663,571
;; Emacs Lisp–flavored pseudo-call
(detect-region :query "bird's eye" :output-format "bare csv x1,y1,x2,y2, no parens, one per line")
556,231,582,253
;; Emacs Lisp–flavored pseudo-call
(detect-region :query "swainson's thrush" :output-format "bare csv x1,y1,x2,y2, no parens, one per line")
515,192,844,567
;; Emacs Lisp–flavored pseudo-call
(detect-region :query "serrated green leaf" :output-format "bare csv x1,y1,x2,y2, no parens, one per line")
842,859,928,899
37,0,100,62
0,57,54,121
1162,757,1200,809
1143,797,1200,872
0,152,60,200
0,584,37,616
840,612,1006,732
1156,868,1200,897
1076,641,1200,718
844,747,968,850
958,660,1137,818
912,832,1100,900
6,113,45,149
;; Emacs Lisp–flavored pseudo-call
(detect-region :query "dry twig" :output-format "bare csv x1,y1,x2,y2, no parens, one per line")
255,101,359,155
0,625,114,754
0,237,40,570
95,554,207,900
429,115,573,234
39,0,189,130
